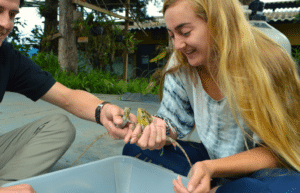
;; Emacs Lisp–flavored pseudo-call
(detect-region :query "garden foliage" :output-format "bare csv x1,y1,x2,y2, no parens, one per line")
72,13,141,72
31,52,159,95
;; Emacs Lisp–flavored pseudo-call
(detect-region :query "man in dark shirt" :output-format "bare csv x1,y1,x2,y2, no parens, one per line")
0,0,136,192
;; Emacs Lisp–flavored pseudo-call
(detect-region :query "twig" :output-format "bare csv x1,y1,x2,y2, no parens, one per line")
69,131,109,167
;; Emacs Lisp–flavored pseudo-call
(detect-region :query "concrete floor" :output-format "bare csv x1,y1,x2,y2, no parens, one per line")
0,92,161,172
0,92,199,173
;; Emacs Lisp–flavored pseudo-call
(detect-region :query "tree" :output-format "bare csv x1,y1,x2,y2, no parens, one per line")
7,18,32,57
59,0,78,74
73,13,140,72
87,0,161,21
38,0,162,75
296,0,300,23
7,17,26,45
38,0,59,53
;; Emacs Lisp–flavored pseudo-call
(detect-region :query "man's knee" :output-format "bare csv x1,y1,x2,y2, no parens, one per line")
55,114,76,143
42,114,76,145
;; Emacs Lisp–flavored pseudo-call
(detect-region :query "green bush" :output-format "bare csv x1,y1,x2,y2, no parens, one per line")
31,51,60,77
292,47,300,64
31,52,159,95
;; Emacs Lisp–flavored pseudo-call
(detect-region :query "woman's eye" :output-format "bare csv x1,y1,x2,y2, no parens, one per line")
182,31,190,36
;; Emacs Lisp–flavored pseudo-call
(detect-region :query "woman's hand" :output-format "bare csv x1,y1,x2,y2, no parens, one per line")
0,184,36,193
173,176,190,193
124,116,167,150
173,161,213,193
100,104,137,140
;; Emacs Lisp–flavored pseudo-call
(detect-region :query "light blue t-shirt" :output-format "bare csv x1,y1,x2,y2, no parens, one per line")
156,55,262,159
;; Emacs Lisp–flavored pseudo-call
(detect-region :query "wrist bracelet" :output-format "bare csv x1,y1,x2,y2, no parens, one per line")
95,101,111,126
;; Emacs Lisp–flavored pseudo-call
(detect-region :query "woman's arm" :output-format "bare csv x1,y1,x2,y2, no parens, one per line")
203,146,280,178
174,146,281,193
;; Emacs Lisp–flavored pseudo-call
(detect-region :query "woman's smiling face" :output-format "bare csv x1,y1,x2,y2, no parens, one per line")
164,0,211,67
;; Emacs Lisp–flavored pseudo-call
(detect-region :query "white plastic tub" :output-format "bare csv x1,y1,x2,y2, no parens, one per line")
2,156,189,193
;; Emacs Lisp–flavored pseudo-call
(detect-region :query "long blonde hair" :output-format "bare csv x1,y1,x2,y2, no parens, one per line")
162,0,300,171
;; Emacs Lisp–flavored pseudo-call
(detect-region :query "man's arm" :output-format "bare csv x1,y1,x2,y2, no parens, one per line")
40,82,134,138
41,82,103,122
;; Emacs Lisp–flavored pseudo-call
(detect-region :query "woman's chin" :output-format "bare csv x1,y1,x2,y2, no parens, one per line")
188,60,203,67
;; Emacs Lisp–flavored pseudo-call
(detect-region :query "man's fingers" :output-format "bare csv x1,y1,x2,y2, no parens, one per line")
130,124,143,144
124,125,136,144
112,113,124,126
112,107,137,127
124,130,131,143
128,113,138,123
107,121,127,138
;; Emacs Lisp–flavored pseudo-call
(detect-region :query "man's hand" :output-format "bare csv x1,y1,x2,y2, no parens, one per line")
0,184,36,193
100,104,137,140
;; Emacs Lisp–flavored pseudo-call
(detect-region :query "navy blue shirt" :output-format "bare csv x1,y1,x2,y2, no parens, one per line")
0,42,56,102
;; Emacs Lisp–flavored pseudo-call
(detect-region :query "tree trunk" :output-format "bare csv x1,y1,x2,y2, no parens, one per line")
40,0,58,53
58,0,78,74
123,0,130,82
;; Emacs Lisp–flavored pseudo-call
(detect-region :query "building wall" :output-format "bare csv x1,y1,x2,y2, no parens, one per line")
106,55,135,79
129,28,169,77
132,28,169,45
118,21,299,78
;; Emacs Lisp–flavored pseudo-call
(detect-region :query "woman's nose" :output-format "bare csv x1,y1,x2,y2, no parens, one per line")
173,36,186,51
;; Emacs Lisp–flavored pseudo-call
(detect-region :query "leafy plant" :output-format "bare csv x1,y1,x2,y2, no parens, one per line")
8,17,26,44
7,17,34,57
295,0,300,24
127,78,159,95
72,13,141,71
31,51,61,77
292,47,300,63
31,52,159,95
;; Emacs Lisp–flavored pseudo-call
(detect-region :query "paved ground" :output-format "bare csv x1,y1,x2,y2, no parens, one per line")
0,92,199,173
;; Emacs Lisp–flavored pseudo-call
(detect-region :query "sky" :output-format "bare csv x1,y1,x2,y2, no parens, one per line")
17,1,163,39
17,7,42,39
16,0,297,40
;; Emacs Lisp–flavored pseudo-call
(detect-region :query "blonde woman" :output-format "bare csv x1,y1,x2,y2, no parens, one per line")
123,0,300,192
